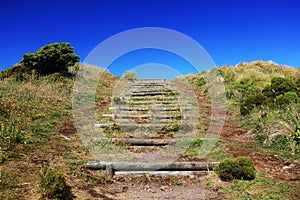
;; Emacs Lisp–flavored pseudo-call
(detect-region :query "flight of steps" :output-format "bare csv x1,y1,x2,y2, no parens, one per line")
90,79,220,175
96,79,193,139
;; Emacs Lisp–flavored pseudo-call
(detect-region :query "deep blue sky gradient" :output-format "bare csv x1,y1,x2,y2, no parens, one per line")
1,0,299,76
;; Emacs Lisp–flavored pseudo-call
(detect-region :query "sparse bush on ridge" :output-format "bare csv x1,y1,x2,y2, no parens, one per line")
21,42,79,75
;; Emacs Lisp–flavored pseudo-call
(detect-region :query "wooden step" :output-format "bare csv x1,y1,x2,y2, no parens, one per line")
111,138,174,146
103,114,182,119
87,161,219,171
123,101,181,105
128,91,174,96
94,123,115,128
94,123,169,128
109,106,191,112
122,96,177,101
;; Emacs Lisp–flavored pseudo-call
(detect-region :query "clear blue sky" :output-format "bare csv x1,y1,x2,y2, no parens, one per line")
1,0,299,77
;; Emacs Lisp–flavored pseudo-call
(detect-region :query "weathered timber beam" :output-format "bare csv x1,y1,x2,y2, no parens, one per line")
94,123,114,128
109,106,191,111
103,114,181,119
87,161,219,171
111,138,173,146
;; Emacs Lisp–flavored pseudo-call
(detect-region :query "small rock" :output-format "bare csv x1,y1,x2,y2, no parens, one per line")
117,177,125,182
122,186,129,192
189,175,195,179
160,185,169,191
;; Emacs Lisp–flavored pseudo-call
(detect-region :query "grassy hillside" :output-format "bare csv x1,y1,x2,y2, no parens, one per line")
188,61,300,155
0,61,299,199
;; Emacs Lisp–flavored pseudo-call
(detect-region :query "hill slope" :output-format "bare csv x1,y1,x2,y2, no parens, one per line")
0,61,299,199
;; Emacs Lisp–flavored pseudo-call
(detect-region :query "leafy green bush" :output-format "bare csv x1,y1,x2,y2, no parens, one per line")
293,128,300,145
0,64,32,81
240,93,267,115
262,77,297,98
215,156,256,181
39,167,67,199
276,91,298,106
122,71,138,81
195,77,206,87
21,42,79,75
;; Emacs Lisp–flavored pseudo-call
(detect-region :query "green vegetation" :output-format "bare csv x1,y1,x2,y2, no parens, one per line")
39,167,68,199
0,52,117,198
213,61,300,155
122,71,138,81
21,42,79,75
215,156,256,181
1,58,300,199
207,172,299,200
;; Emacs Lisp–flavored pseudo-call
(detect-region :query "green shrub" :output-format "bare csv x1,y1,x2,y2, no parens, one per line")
276,91,298,106
195,77,206,87
39,167,67,199
263,77,297,98
21,42,79,75
0,64,32,81
122,71,138,81
0,104,8,117
240,93,267,115
0,122,25,149
293,128,300,145
215,156,256,181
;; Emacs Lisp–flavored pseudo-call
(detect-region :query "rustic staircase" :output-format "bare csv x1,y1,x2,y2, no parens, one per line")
96,79,192,138
91,79,218,176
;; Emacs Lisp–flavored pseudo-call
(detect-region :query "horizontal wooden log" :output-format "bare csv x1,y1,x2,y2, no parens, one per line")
115,171,203,176
131,83,166,86
111,138,173,146
137,78,166,82
103,114,182,119
94,123,114,128
124,101,181,105
111,137,217,145
117,123,167,128
93,123,169,129
124,97,177,101
109,106,191,112
129,92,173,96
87,161,219,171
110,107,150,111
